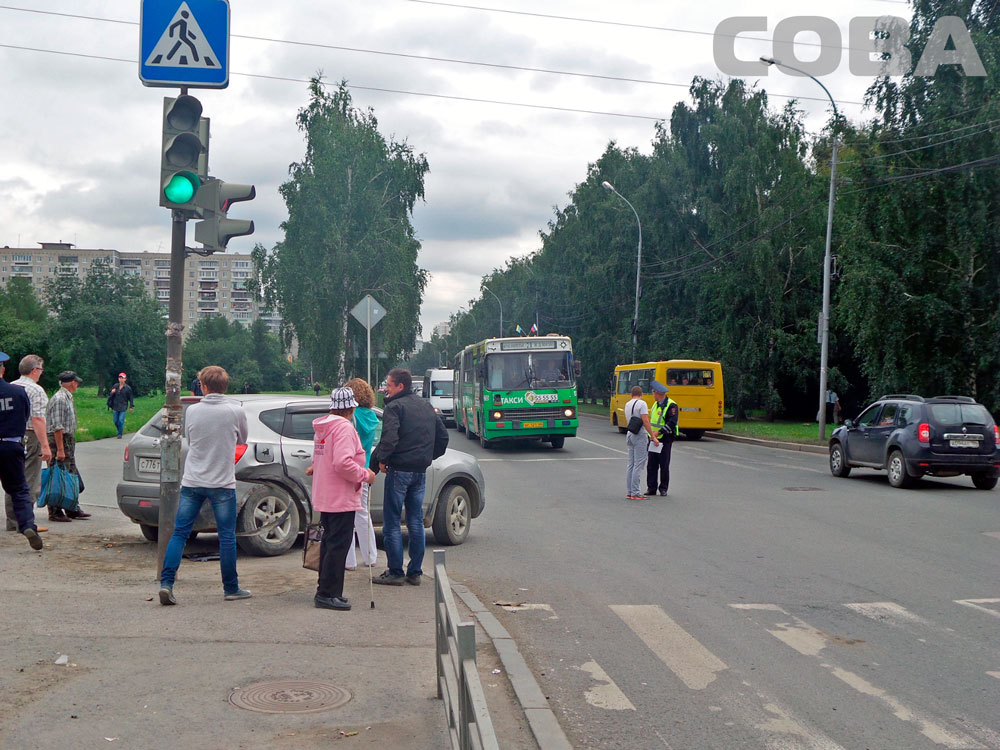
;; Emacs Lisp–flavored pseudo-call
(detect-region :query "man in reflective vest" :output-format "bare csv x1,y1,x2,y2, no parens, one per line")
646,380,679,496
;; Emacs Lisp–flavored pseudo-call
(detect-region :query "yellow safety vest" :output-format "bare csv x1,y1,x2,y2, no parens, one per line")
650,398,677,436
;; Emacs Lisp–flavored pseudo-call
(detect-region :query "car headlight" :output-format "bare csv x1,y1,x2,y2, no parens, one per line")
434,407,441,413
564,408,575,418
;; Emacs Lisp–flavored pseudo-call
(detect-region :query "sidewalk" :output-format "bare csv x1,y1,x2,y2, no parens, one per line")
0,505,536,750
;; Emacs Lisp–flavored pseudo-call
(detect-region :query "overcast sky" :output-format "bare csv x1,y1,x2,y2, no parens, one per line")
0,0,913,337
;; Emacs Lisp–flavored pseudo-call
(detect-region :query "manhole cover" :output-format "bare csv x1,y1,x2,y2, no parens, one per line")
783,487,824,492
229,680,352,714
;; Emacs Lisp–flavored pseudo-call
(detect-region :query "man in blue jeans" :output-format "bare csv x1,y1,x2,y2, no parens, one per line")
158,365,250,605
371,368,448,586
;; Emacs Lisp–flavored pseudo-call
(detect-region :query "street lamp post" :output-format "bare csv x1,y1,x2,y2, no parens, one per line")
601,180,642,363
482,284,503,338
761,57,839,441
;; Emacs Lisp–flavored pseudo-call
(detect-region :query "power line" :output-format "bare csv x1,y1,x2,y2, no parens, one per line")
0,5,866,108
838,120,1000,165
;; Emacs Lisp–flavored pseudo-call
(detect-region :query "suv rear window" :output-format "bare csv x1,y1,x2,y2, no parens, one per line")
929,403,992,426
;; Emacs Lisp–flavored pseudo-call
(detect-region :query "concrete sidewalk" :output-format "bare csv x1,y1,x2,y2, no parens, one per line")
0,505,535,750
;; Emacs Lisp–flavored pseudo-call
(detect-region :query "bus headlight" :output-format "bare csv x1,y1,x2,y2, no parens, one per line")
564,408,575,418
492,411,502,420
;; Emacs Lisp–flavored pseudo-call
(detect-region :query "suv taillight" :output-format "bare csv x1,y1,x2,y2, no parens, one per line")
918,423,931,443
994,425,999,447
235,444,248,463
124,445,130,461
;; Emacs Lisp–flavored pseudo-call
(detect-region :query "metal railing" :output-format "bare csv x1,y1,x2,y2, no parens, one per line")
434,549,499,750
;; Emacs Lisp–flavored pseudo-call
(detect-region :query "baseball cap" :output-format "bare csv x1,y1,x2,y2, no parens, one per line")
330,387,359,410
58,370,83,383
118,372,127,378
651,380,669,394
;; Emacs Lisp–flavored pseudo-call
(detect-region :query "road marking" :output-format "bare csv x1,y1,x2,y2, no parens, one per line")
477,457,619,462
983,532,1000,540
610,604,727,690
577,661,636,711
691,454,764,471
988,671,1000,681
574,435,627,455
844,602,930,626
955,598,1000,620
755,702,845,749
494,602,558,619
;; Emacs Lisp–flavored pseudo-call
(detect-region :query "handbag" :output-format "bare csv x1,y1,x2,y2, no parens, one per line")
37,462,80,511
302,524,323,571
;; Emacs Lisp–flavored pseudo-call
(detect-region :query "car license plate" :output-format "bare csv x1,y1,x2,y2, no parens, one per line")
949,439,977,448
138,457,161,472
522,421,544,428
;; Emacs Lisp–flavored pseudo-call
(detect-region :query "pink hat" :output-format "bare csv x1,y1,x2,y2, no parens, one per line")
118,372,127,378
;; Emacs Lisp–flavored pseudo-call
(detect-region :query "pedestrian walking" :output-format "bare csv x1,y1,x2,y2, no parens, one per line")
305,387,375,610
45,371,90,521
371,368,448,587
0,352,44,550
4,354,51,533
158,366,250,606
106,372,135,439
344,377,379,570
646,381,679,496
312,381,322,397
240,381,251,394
624,385,658,500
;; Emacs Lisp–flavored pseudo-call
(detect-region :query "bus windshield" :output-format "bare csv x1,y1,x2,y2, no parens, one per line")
486,351,575,390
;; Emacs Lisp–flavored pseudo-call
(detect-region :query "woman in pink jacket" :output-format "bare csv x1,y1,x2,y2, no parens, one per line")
306,387,376,611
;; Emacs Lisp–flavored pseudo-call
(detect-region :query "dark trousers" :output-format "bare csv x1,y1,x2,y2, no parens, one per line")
0,442,35,532
6,433,41,529
317,510,356,600
646,440,674,494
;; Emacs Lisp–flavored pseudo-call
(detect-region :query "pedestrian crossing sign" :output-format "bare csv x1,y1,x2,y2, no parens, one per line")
140,0,230,88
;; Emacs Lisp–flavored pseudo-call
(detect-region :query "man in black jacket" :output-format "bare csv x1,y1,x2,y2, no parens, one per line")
371,368,448,586
106,372,135,439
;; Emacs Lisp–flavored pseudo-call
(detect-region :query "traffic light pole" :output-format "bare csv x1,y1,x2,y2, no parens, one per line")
156,209,187,579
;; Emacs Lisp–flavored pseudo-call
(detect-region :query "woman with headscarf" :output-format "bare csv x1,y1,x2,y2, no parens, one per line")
344,377,379,571
305,387,375,610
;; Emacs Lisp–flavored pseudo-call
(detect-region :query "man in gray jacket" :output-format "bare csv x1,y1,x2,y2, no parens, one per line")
158,365,250,606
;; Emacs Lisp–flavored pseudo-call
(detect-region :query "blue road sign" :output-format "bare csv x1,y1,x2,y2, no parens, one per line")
140,0,230,88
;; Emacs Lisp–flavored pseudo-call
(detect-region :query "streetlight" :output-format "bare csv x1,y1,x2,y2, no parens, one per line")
761,56,839,441
601,180,642,363
482,284,503,338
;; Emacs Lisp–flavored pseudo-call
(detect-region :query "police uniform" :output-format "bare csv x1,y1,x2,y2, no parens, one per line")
647,384,679,496
0,352,42,548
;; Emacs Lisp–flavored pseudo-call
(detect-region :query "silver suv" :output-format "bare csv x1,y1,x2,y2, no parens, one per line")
116,395,486,556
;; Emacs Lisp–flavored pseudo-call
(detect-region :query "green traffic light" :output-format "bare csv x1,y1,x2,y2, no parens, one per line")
163,172,200,204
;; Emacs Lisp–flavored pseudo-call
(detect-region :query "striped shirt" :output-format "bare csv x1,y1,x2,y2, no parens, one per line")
46,387,77,435
12,376,48,421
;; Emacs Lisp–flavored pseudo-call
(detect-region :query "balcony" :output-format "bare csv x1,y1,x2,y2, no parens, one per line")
156,290,170,300
198,272,218,281
154,270,171,279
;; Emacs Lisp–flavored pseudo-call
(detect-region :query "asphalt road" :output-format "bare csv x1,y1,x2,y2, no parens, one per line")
442,416,1000,749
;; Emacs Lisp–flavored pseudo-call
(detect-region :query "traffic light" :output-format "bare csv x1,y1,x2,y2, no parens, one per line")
193,178,255,252
160,95,209,211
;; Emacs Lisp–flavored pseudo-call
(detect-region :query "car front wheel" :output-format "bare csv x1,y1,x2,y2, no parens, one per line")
887,450,915,489
236,484,300,556
972,474,998,490
432,484,471,545
829,442,851,477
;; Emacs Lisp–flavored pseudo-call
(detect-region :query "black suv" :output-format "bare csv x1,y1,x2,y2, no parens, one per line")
829,394,1000,489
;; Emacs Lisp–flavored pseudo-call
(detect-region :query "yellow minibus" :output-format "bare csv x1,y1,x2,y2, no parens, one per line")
610,360,724,439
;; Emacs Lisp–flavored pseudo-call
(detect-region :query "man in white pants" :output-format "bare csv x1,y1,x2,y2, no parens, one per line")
624,385,658,500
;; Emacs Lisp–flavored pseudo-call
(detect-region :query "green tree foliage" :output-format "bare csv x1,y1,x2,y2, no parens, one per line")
183,317,290,393
44,262,164,394
250,78,428,385
0,278,64,389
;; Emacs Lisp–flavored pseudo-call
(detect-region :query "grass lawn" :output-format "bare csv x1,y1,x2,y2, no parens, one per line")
74,387,165,443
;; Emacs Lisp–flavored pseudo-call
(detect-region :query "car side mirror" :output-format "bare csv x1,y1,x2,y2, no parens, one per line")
843,418,854,429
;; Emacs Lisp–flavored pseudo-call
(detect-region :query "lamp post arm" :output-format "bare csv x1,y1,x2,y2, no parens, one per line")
482,285,503,338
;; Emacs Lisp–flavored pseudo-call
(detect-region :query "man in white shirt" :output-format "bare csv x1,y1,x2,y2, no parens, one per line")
5,354,51,532
624,386,658,500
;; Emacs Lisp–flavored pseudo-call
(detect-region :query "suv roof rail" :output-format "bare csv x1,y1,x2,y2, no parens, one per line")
929,395,976,402
878,394,924,402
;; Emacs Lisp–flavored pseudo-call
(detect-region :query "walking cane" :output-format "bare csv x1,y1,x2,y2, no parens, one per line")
364,482,375,609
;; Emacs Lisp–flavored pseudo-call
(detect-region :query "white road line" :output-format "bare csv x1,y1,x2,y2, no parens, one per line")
691,454,764,471
577,661,636,711
610,604,727,690
477,456,619,462
955,598,1000,620
844,602,930,627
574,435,627,455
983,532,1000,540
988,671,1000,681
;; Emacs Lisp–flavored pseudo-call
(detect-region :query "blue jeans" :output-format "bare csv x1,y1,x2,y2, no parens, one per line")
159,486,239,594
382,468,426,577
112,410,127,436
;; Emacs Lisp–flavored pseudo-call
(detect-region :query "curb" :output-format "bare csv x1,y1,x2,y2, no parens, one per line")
452,583,573,750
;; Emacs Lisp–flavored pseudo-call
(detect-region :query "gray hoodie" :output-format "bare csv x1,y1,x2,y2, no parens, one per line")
182,394,248,489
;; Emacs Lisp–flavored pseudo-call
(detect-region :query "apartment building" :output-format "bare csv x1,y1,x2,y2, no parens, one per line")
0,242,281,336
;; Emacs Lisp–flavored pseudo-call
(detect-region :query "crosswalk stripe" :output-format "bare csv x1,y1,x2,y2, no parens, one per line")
844,602,930,626
610,604,727,690
578,661,636,711
955,598,1000,620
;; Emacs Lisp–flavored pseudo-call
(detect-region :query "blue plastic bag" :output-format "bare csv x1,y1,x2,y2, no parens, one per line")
37,463,80,511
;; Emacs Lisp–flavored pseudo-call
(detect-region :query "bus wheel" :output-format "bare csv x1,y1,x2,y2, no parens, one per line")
685,430,704,441
480,433,492,449
456,419,465,433
550,436,565,449
613,415,626,434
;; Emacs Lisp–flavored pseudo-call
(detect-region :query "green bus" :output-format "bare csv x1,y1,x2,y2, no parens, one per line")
454,335,580,449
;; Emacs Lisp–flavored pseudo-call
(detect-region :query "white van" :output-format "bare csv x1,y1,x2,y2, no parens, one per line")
423,368,455,426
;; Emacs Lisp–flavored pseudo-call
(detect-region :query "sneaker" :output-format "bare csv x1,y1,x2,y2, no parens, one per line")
626,495,644,500
159,586,177,606
224,589,253,601
405,573,422,586
23,528,43,551
373,571,405,586
315,595,351,610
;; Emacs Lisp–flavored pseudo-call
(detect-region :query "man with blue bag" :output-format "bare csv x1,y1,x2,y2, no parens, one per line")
0,352,44,550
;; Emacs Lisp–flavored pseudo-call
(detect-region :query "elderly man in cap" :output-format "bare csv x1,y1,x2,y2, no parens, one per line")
646,380,679,497
0,352,44,550
106,371,135,439
45,370,91,521
5,354,51,533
